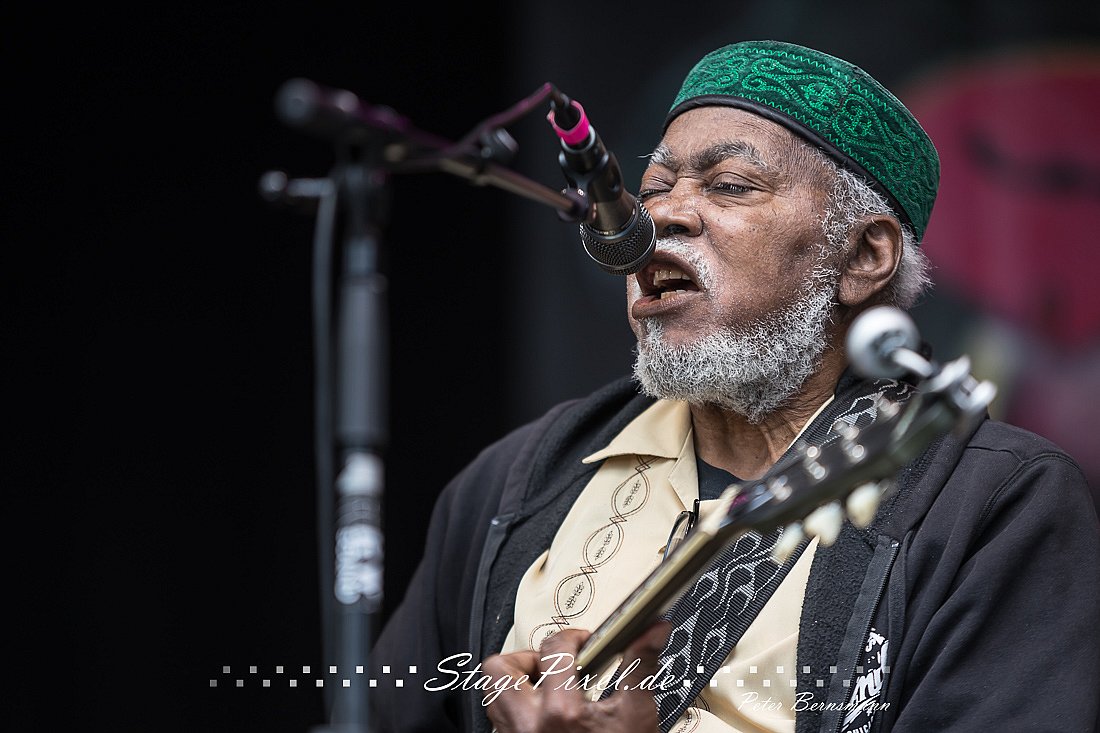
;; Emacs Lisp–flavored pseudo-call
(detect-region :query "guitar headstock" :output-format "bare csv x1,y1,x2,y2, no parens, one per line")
714,306,997,563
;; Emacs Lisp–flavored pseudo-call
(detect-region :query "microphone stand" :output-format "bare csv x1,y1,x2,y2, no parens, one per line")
260,79,592,733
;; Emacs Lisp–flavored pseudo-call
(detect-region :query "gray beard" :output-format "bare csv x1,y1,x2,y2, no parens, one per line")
632,268,838,423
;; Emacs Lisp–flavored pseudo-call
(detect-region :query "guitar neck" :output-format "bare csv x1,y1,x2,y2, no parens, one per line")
574,520,734,677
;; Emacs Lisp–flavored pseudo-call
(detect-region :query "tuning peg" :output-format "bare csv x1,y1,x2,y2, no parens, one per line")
846,482,882,527
876,396,902,419
876,477,897,501
766,474,792,501
803,502,844,546
831,418,860,441
802,445,828,480
772,522,805,564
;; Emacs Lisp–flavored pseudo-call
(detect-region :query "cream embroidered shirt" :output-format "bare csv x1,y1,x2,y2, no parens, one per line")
500,398,826,733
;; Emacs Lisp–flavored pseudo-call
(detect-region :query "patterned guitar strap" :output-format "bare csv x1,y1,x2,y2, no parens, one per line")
599,377,913,732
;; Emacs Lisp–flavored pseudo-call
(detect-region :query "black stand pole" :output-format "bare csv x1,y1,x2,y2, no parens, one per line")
262,137,391,733
326,145,390,732
260,77,594,733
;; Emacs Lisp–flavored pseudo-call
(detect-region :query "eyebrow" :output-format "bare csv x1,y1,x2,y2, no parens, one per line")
647,140,771,174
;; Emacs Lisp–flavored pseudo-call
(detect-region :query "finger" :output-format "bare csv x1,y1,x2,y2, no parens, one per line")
534,628,592,687
481,650,542,732
532,628,594,726
484,649,542,681
485,689,534,733
482,650,540,709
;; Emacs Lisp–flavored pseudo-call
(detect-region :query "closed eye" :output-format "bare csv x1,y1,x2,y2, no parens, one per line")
637,188,668,201
709,181,754,194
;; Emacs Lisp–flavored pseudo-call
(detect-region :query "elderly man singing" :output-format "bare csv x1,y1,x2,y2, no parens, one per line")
369,40,1100,733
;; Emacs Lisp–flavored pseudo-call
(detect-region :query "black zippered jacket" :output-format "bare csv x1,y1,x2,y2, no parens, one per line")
369,375,1100,733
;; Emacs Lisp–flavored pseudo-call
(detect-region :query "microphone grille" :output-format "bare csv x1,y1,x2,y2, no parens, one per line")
579,204,656,275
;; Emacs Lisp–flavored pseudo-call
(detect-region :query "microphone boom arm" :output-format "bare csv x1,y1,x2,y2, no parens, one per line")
270,78,590,222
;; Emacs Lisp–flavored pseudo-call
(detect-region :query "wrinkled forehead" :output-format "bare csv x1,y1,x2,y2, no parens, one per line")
649,139,769,175
649,106,830,189
657,106,794,157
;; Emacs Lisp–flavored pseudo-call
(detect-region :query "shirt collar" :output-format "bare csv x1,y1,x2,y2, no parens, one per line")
580,395,838,465
582,399,692,464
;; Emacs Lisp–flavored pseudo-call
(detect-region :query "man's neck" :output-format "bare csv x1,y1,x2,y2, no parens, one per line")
690,358,845,480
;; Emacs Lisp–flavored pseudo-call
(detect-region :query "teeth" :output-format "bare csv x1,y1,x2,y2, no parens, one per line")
659,290,687,300
653,267,687,286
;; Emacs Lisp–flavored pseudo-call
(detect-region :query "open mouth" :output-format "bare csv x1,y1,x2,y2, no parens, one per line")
636,258,703,304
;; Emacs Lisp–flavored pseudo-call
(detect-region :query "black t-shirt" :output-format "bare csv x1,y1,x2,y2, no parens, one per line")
696,457,740,501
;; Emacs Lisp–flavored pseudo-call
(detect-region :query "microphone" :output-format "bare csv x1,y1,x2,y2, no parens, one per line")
548,95,656,275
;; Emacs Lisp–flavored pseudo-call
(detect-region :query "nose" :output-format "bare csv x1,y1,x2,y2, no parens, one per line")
644,183,703,239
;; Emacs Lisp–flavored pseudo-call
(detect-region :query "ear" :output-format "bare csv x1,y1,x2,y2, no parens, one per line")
837,215,902,308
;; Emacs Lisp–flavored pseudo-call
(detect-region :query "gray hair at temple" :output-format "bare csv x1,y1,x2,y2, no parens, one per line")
818,156,933,310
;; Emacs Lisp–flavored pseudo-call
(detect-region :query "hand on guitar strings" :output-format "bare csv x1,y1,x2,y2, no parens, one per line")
482,621,672,733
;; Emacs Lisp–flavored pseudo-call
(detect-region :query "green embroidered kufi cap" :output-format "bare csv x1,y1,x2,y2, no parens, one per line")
666,40,939,239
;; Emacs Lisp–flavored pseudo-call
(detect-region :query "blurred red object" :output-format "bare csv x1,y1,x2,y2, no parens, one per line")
904,47,1100,500
909,46,1100,350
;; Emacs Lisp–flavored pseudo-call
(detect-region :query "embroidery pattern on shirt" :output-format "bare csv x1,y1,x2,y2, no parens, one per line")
528,455,653,648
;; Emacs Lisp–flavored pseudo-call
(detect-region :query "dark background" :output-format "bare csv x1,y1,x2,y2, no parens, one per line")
7,2,1098,731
